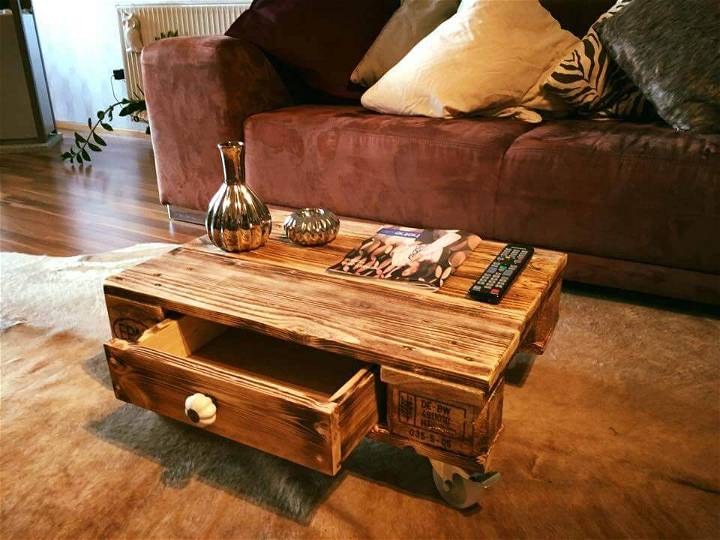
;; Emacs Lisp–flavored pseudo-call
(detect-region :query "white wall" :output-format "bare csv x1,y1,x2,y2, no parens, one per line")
32,0,245,131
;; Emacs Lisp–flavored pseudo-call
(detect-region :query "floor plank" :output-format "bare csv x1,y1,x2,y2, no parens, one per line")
0,131,202,256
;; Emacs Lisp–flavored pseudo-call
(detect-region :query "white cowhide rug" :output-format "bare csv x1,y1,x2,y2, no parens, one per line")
1,245,718,539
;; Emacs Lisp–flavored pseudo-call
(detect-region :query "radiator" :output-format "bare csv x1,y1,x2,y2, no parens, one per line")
117,2,249,98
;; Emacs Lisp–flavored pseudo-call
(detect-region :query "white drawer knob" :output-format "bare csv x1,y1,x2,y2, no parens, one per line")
184,393,216,427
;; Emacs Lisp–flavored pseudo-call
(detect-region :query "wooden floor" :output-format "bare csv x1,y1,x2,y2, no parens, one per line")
0,131,202,256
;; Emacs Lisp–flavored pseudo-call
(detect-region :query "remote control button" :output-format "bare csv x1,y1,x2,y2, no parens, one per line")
469,244,533,303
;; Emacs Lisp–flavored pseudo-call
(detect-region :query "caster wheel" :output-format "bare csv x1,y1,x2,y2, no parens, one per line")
430,459,501,509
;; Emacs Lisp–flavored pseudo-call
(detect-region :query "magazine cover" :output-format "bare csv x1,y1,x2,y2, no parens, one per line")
328,227,481,290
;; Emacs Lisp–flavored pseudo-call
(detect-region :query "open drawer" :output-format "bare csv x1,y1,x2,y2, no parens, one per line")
104,315,378,475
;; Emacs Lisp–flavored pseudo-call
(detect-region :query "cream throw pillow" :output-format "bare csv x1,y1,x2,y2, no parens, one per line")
361,0,578,121
351,0,460,87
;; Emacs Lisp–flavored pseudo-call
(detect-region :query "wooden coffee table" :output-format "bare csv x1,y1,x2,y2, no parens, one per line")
103,209,566,508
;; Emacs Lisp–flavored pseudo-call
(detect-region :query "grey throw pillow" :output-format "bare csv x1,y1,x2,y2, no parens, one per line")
542,0,656,121
597,0,720,132
351,0,460,88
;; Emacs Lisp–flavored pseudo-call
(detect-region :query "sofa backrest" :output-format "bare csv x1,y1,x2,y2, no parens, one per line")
540,0,615,37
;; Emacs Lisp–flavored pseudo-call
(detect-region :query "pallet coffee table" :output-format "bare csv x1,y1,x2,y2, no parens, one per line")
103,209,566,508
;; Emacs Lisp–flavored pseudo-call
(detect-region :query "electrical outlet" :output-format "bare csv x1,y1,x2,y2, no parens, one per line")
113,69,125,81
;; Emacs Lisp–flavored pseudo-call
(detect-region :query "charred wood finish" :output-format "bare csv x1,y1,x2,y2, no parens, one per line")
105,210,567,390
382,367,504,462
520,280,562,354
367,425,501,474
102,210,563,476
106,295,165,342
105,317,378,475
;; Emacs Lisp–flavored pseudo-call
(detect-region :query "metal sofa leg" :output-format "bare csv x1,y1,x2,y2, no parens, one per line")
166,204,206,225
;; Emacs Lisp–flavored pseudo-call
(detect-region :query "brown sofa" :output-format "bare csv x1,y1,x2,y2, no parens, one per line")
141,1,720,304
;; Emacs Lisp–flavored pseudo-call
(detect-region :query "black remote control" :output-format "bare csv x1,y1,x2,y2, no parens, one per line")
468,244,534,304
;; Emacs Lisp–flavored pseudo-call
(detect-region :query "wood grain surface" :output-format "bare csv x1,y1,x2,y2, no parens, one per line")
105,315,378,475
382,366,503,458
520,279,562,354
105,210,566,390
368,423,502,474
106,294,166,342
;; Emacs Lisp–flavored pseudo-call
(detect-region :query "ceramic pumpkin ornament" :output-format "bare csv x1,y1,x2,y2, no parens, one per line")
184,393,217,426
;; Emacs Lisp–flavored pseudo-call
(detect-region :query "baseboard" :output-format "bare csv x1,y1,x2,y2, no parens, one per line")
0,132,62,153
56,121,149,139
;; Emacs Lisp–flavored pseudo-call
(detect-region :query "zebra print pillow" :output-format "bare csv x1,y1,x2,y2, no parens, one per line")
542,0,655,120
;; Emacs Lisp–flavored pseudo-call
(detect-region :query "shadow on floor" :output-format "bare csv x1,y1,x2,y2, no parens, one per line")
83,351,113,389
504,352,537,387
87,403,443,524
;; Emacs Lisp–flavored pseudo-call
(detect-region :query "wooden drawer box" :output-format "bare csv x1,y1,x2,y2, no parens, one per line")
104,315,379,475
381,367,503,460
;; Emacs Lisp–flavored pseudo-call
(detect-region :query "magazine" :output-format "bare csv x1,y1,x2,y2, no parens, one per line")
328,226,481,290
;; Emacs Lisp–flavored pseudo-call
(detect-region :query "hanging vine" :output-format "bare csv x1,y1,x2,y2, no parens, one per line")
61,29,179,165
61,98,146,165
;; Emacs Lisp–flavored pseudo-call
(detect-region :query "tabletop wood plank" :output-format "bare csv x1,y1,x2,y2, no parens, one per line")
105,209,566,389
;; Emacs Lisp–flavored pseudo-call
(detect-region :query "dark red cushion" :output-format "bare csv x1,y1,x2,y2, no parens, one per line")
539,0,615,37
226,0,399,101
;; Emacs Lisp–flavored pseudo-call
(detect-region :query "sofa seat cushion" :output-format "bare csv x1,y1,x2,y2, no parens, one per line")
244,105,534,236
497,120,720,273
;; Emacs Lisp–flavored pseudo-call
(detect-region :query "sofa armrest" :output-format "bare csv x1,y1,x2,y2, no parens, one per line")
141,36,292,210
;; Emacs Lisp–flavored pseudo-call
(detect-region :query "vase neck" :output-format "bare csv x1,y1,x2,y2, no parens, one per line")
218,142,245,185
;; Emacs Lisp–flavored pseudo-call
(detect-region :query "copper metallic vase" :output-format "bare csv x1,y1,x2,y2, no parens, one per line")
205,141,272,252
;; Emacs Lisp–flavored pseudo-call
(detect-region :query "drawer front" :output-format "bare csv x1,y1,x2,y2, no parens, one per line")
381,367,503,458
105,340,376,475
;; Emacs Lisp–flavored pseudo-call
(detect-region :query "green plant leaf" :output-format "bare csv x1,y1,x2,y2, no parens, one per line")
62,152,72,160
145,126,151,135
81,149,91,161
119,100,146,117
87,118,92,129
97,110,105,120
75,153,83,165
74,132,86,144
93,133,106,146
88,143,101,152
101,123,113,131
